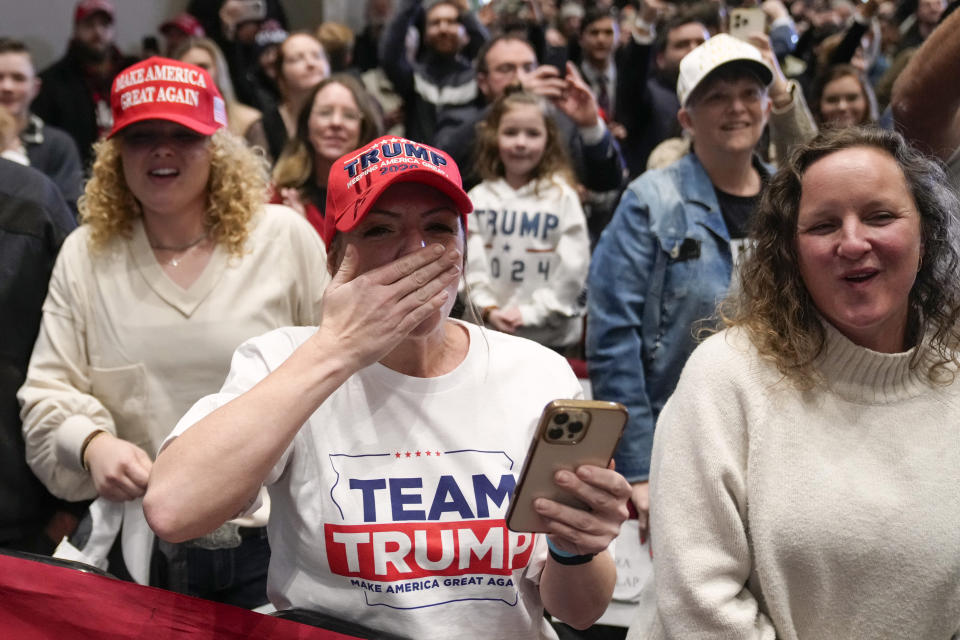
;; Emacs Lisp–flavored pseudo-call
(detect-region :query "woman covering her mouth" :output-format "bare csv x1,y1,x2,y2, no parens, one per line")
145,134,632,639
18,56,330,606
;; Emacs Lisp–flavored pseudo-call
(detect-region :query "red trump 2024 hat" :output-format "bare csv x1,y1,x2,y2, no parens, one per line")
323,135,473,248
108,56,228,138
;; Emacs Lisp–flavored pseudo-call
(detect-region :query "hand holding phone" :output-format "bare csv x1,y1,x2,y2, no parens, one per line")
729,8,766,41
506,400,629,534
220,0,267,30
237,0,267,23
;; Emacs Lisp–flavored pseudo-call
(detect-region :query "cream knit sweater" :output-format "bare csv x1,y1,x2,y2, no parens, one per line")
19,205,329,502
643,325,960,639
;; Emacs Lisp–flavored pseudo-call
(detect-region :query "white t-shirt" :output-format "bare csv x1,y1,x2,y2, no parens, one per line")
170,320,583,639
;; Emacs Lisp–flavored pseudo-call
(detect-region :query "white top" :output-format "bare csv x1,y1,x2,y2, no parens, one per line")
465,176,590,348
644,324,960,640
169,320,584,639
19,205,329,501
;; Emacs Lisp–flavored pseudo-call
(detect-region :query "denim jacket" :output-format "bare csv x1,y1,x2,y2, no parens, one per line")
587,153,766,482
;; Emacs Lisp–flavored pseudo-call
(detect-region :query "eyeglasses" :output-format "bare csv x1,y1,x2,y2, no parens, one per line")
489,62,536,76
312,106,363,123
693,86,766,110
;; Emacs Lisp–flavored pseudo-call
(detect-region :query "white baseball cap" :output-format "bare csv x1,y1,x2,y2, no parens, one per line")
676,34,773,107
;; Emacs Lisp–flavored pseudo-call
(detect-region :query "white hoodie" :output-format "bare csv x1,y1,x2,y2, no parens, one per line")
465,175,590,348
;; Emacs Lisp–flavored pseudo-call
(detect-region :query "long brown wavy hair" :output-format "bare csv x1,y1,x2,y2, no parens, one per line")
272,74,382,193
810,63,879,127
722,126,960,387
80,128,268,256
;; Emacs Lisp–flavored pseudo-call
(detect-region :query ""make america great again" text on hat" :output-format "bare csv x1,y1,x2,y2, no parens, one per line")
108,56,228,138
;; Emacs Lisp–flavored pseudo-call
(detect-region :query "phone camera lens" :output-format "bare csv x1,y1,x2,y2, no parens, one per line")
553,412,569,425
548,427,564,440
568,421,584,434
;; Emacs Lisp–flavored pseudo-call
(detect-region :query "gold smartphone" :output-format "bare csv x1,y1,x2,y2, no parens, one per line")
506,400,628,533
729,8,767,40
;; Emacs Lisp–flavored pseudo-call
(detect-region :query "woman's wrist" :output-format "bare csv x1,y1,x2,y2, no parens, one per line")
546,536,597,565
80,429,109,471
481,305,498,322
771,80,794,110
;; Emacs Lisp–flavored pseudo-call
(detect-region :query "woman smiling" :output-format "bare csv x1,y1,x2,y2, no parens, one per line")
641,127,960,639
271,74,382,236
18,57,329,606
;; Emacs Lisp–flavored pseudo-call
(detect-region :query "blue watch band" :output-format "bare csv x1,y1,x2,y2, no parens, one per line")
546,536,597,565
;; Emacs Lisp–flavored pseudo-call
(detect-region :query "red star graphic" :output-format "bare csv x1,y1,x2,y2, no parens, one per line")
395,452,401,458
435,451,441,456
405,451,412,458
416,451,422,457
425,451,432,456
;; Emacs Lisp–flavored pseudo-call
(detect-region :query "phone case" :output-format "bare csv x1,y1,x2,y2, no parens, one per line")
729,8,766,40
506,400,627,533
238,0,267,22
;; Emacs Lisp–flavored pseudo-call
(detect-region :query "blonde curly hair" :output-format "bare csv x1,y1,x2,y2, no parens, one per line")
80,128,268,256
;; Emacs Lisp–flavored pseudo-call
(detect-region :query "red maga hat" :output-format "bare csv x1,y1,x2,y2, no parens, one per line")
108,56,227,138
323,135,473,248
74,0,114,23
160,13,206,38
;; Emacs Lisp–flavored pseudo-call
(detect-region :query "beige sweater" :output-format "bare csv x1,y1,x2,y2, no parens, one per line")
644,325,960,639
19,205,330,502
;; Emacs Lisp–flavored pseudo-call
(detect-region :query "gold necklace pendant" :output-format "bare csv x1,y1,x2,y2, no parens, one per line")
150,233,210,268
150,232,209,252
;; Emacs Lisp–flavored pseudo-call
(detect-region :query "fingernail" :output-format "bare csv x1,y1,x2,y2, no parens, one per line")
555,470,573,485
534,498,548,513
432,244,444,254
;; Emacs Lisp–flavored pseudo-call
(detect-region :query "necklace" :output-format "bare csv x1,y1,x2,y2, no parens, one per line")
148,232,209,252
149,232,210,268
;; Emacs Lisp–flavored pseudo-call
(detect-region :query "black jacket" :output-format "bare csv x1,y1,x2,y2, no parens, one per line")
379,0,488,144
0,159,77,547
22,115,84,217
614,39,682,179
31,42,136,170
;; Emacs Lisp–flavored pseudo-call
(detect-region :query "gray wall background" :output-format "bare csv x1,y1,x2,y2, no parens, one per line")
5,1,365,71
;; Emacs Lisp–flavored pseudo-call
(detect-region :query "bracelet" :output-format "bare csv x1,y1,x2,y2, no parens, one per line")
481,306,498,322
80,429,108,471
546,536,597,566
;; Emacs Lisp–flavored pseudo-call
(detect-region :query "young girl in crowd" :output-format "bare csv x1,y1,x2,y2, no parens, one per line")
465,91,590,351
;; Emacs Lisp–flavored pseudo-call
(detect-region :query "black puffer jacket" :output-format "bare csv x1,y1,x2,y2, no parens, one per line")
0,159,77,548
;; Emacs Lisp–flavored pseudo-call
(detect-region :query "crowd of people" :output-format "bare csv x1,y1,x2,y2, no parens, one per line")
2,0,959,638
